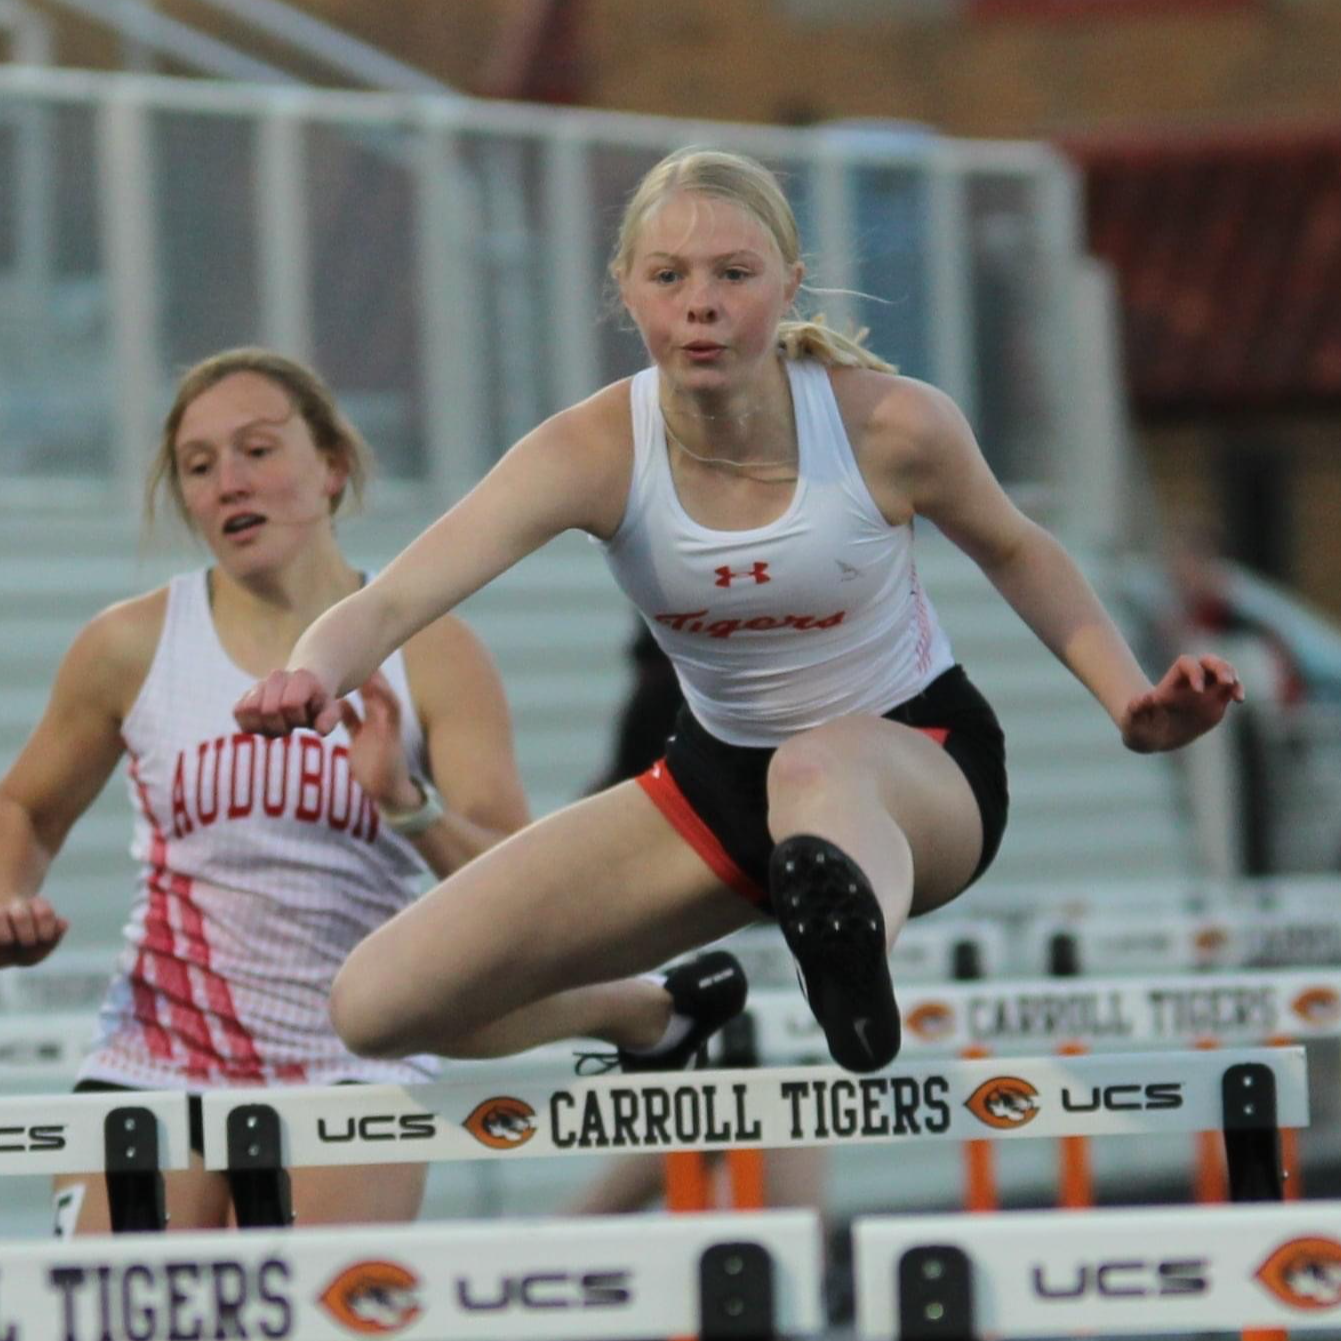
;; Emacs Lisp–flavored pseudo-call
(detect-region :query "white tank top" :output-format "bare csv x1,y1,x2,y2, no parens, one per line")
599,359,955,747
80,571,439,1089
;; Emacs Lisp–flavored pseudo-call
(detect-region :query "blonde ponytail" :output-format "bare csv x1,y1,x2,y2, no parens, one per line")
777,315,898,373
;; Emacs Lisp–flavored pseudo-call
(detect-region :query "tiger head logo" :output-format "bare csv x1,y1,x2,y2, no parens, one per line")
906,1000,955,1043
1192,925,1229,958
463,1096,537,1149
1256,1237,1341,1311
319,1261,422,1335
964,1077,1040,1130
1291,987,1341,1028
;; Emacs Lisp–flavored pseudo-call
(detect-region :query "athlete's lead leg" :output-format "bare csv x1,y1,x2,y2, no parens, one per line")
330,781,761,1064
764,716,983,1071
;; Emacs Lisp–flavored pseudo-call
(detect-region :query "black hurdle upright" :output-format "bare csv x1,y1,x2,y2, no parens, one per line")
904,939,980,1341
103,1106,166,1233
897,1244,975,1340
699,1240,777,1340
224,1103,292,1228
1221,1060,1284,1201
717,1009,760,1070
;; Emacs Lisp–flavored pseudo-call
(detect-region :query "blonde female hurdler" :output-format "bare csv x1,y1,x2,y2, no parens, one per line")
236,148,1242,1077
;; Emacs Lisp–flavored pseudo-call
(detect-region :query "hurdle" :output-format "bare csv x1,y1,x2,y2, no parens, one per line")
0,1091,191,1233
1023,905,1341,976
731,966,1341,1060
196,1047,1304,1227
854,1200,1341,1337
0,1208,822,1340
735,967,1338,1215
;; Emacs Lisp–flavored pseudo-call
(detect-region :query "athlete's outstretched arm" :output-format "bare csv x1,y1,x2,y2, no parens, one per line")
872,377,1242,752
236,391,633,737
339,617,531,878
0,597,156,966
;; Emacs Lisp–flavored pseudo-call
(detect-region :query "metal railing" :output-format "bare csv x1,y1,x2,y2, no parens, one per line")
0,67,1112,537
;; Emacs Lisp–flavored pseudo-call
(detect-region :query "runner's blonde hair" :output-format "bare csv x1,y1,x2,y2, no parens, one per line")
611,147,896,373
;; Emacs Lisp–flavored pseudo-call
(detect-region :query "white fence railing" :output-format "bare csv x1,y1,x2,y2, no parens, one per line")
0,66,1113,537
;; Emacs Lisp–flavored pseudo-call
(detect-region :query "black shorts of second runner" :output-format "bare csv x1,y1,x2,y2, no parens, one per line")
636,664,1008,909
75,1079,207,1157
73,1078,368,1158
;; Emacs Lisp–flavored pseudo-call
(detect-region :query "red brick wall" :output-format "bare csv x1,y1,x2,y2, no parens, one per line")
28,0,1341,138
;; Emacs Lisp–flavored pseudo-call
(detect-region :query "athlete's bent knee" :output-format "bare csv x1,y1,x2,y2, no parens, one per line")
767,727,844,800
328,963,410,1060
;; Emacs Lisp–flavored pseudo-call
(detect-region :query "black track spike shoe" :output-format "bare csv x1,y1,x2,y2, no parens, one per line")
617,950,749,1073
771,834,900,1073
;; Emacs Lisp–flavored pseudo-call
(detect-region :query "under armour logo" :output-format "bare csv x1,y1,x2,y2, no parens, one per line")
715,562,771,588
835,560,860,582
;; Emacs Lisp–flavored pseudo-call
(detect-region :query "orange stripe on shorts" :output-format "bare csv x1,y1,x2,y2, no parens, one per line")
636,725,950,906
636,762,769,906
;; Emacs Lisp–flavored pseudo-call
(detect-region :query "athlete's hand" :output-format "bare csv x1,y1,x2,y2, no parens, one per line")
0,895,69,968
234,668,342,737
1119,654,1245,754
339,671,421,811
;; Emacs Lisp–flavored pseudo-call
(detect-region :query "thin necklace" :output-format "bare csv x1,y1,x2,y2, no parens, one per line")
661,415,798,477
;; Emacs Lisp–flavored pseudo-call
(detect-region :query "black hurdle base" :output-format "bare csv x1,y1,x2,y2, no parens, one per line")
225,1103,293,1229
1221,1060,1284,1201
898,1244,974,1340
880,1059,1287,1339
699,1240,776,1339
104,1105,166,1233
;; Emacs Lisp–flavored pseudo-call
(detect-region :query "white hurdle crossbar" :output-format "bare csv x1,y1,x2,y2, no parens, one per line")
856,1201,1341,1337
199,1048,1304,1224
0,1090,191,1233
732,966,1341,1062
1026,906,1341,976
0,1090,191,1178
0,1209,822,1340
203,1049,1306,1168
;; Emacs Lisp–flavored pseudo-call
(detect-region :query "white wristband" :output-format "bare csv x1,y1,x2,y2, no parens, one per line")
378,780,444,837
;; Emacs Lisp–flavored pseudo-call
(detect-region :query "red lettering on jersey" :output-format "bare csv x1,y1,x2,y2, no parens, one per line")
262,737,289,816
170,754,194,838
714,562,771,587
228,733,256,819
163,734,384,843
196,737,224,826
706,619,742,639
656,609,709,631
653,609,847,639
295,736,324,822
350,789,379,842
328,745,352,830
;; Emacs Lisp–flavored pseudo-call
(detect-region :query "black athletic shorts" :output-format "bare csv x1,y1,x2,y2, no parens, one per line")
637,664,1008,908
74,1078,368,1158
75,1079,206,1156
